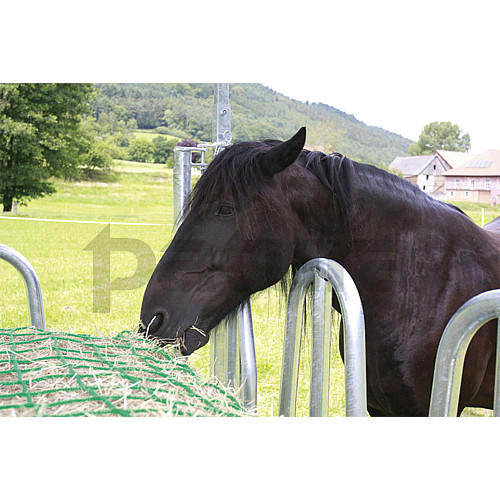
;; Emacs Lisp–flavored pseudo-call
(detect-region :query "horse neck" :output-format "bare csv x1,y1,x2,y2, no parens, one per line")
284,165,349,266
289,161,449,267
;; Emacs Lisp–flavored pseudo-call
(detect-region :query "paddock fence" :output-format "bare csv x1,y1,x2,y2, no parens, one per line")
429,289,500,416
279,258,367,417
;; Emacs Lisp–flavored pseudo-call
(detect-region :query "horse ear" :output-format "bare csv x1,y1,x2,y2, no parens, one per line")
258,127,306,177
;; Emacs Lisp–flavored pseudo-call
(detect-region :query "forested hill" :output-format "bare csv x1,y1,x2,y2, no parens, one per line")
92,83,412,166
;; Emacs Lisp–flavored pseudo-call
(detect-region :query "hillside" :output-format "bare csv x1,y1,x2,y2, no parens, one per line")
92,83,413,166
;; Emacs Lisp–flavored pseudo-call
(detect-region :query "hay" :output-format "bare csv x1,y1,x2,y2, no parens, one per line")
0,327,251,417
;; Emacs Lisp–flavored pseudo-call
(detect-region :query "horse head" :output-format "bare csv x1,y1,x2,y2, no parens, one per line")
140,128,308,354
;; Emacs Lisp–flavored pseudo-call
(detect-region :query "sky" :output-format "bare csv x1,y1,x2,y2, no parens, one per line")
4,1,499,154
258,1,500,153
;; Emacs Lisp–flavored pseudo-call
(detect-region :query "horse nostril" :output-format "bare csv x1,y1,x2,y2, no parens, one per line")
144,311,165,336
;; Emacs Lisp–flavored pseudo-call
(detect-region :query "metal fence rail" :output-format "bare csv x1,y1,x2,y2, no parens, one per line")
429,289,500,417
0,244,46,329
279,258,367,417
171,84,257,410
210,301,257,409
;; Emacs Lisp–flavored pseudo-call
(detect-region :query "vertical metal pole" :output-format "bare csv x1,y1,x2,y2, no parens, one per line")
238,299,257,409
226,310,239,387
279,276,308,417
172,84,257,409
0,244,46,330
172,148,192,231
213,83,232,151
310,273,332,416
210,317,229,383
210,82,255,405
494,320,500,416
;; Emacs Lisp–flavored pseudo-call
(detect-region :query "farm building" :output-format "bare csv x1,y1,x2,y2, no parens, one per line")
388,150,472,199
442,149,500,204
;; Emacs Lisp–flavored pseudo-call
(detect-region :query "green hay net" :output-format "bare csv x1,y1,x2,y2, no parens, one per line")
0,327,250,417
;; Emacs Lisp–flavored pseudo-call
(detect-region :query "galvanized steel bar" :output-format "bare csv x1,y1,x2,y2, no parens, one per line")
172,148,192,231
226,310,239,388
178,83,256,409
0,244,46,329
213,83,232,149
310,273,332,416
210,318,228,383
279,268,308,416
279,258,367,417
237,299,257,409
429,289,500,417
209,299,256,410
494,320,500,416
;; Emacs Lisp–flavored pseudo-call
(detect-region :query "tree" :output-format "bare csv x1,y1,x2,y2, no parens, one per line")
128,138,155,163
152,136,177,164
0,83,97,211
409,121,471,156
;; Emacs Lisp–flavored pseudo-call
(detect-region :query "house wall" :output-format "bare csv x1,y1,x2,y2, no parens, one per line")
421,155,449,175
479,191,491,204
445,176,500,204
446,189,479,202
417,173,434,192
404,175,418,186
418,174,446,194
444,176,500,191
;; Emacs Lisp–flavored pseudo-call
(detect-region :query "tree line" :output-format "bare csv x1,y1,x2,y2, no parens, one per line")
0,83,471,213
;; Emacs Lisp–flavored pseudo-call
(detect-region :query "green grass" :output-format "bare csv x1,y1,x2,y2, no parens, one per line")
1,162,498,417
132,130,180,142
449,201,499,227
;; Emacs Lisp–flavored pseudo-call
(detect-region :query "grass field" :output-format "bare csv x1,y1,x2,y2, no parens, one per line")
132,130,180,143
1,160,499,417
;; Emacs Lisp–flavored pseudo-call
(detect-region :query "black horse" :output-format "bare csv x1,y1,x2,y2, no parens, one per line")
140,127,500,416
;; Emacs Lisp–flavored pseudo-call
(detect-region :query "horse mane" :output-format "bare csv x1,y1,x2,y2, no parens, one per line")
187,138,468,233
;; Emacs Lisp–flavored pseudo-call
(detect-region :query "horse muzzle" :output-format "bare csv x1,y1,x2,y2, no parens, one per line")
139,309,210,356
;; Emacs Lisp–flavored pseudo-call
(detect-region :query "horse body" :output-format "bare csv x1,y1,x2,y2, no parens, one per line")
140,128,500,416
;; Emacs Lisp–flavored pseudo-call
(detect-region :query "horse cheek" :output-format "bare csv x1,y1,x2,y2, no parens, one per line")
247,237,292,290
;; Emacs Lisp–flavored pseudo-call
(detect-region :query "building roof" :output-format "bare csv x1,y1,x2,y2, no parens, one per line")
442,150,500,177
388,155,433,176
436,150,475,169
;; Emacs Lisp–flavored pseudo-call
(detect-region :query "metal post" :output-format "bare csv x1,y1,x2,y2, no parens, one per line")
238,299,257,409
210,316,229,381
0,244,46,329
429,289,500,416
172,148,192,231
171,83,256,409
310,273,333,416
279,258,367,417
213,83,231,150
208,298,256,410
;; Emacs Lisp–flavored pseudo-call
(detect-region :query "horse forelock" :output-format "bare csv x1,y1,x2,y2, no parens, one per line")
187,141,272,215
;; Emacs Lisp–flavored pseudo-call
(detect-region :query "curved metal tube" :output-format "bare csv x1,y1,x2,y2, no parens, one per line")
279,258,367,417
429,289,500,417
0,244,46,329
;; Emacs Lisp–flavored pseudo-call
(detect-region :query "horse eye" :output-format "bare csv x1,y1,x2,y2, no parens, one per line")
215,204,235,217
